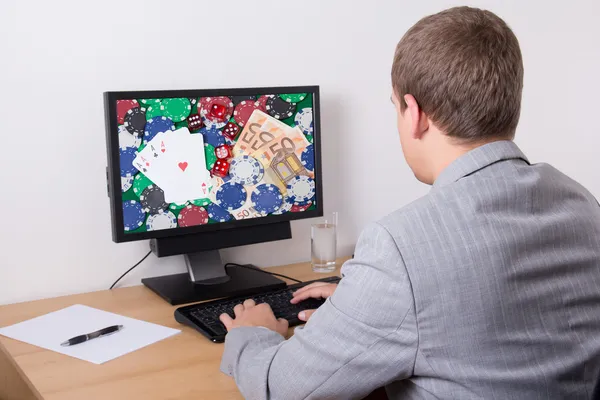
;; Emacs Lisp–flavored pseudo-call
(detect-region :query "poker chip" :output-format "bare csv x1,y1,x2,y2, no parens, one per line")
255,95,269,112
233,100,260,127
133,173,154,196
118,125,142,150
279,93,307,103
119,147,138,177
121,175,134,192
191,197,211,207
265,95,296,119
177,205,209,227
199,126,226,148
123,107,147,137
144,116,175,143
139,185,168,214
199,96,234,128
215,182,247,211
139,98,161,106
229,156,264,186
117,100,139,124
204,143,217,170
145,105,163,120
251,184,283,215
146,211,177,231
168,201,188,211
286,175,316,204
160,98,191,122
301,144,315,171
291,201,312,213
294,108,313,136
272,195,293,215
231,95,256,105
206,203,233,223
122,200,145,231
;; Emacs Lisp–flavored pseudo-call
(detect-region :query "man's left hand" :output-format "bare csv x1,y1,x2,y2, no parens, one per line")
219,299,289,337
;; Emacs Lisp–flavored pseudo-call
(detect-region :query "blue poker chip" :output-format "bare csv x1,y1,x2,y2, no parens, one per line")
294,108,313,135
251,184,283,215
119,147,138,177
215,182,247,211
199,126,226,148
230,156,264,186
144,116,175,143
122,200,145,231
301,144,314,171
201,114,227,129
286,175,316,205
206,203,233,223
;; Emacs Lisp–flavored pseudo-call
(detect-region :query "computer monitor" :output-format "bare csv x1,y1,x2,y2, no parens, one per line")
104,86,322,304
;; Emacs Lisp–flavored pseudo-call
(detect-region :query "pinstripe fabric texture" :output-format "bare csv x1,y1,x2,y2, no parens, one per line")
221,140,600,400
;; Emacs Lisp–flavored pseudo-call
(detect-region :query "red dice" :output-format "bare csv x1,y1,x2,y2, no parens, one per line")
210,103,227,119
187,113,203,131
211,159,230,177
215,144,232,160
222,121,240,140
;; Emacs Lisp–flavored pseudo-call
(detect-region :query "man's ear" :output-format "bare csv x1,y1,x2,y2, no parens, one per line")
404,94,429,139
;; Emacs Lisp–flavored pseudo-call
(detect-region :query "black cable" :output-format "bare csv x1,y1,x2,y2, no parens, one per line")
110,250,153,290
225,263,303,284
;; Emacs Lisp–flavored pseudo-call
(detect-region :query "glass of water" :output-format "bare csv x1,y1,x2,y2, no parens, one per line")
311,212,338,273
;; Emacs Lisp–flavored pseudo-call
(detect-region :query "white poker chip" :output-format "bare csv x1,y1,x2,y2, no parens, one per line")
271,195,293,215
118,125,142,150
121,175,134,192
146,211,177,231
286,175,316,204
294,108,313,136
229,156,264,186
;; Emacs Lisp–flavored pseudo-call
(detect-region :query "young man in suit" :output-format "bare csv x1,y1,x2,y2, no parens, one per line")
219,6,600,399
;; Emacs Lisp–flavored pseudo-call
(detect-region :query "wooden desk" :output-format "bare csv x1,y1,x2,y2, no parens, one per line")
0,260,343,400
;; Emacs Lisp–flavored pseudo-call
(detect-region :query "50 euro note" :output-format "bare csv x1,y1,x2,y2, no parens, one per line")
233,110,290,157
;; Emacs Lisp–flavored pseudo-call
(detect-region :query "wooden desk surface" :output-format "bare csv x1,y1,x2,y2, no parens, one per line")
0,260,344,400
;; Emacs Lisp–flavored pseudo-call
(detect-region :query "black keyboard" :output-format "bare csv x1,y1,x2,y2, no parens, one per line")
174,275,341,342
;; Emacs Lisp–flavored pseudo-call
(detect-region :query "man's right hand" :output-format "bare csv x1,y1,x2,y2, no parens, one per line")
290,281,338,322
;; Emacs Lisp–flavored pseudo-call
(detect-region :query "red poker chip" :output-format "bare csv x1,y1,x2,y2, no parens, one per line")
199,96,234,124
255,95,269,112
177,205,209,227
116,100,139,124
233,100,260,127
290,201,312,213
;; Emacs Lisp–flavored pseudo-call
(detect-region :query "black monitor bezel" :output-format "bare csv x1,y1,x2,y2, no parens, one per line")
104,85,323,243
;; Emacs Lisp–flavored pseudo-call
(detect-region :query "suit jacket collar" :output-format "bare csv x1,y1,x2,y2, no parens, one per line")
432,140,529,189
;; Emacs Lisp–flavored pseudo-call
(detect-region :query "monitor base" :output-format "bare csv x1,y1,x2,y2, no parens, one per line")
142,265,287,305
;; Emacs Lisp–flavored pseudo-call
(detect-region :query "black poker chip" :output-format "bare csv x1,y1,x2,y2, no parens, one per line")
265,95,296,120
123,107,147,137
139,185,168,214
230,95,256,105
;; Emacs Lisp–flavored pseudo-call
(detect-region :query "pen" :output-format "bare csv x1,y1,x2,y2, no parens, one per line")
60,325,124,347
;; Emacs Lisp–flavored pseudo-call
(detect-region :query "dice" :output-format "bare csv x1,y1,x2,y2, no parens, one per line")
215,144,232,160
210,103,227,119
187,113,203,131
222,121,240,140
211,159,230,177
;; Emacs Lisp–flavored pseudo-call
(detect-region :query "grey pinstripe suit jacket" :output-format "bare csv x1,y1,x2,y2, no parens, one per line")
221,140,600,399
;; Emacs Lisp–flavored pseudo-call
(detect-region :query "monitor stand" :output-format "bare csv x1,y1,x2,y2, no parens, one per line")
141,250,286,305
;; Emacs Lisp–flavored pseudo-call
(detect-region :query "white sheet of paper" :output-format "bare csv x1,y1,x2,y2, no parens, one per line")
0,304,180,365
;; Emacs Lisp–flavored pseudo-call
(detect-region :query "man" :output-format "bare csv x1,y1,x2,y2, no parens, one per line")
220,6,600,399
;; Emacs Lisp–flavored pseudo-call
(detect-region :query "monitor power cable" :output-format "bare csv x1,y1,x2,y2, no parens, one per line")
109,250,152,290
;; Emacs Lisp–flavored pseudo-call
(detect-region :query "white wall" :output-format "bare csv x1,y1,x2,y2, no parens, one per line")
1,0,598,305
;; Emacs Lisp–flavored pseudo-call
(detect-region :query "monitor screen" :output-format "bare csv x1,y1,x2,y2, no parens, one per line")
105,87,321,242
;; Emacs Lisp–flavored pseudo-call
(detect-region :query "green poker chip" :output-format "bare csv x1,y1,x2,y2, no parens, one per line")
132,173,154,197
169,201,188,211
204,143,217,170
146,105,164,120
191,197,211,207
279,93,307,103
174,120,188,130
161,98,191,122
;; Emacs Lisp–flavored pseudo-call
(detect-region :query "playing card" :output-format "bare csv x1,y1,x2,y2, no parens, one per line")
151,133,211,204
